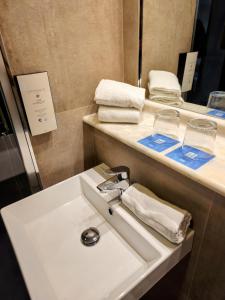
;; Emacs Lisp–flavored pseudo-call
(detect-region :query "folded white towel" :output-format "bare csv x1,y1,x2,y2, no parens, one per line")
149,92,184,107
94,79,145,110
121,183,191,244
149,70,181,97
98,106,141,124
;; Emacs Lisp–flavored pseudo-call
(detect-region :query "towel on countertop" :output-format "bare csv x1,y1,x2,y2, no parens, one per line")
98,106,141,124
121,183,192,244
94,79,145,110
149,91,184,107
149,70,181,97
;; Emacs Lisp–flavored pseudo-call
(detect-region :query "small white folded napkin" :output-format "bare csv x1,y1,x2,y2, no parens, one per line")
149,70,181,97
98,106,141,124
121,183,191,244
94,79,145,110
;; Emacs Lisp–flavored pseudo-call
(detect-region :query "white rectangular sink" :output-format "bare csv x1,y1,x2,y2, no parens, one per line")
1,164,194,300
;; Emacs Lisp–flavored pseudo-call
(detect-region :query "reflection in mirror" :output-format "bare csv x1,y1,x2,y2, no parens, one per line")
139,0,225,120
140,0,196,106
188,0,225,108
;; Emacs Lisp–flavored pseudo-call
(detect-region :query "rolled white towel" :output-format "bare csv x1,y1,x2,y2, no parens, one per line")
98,106,141,124
121,183,191,244
94,79,145,110
149,70,181,97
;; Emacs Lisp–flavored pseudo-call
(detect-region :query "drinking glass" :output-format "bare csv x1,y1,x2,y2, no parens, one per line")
153,109,180,139
182,118,217,155
207,91,225,111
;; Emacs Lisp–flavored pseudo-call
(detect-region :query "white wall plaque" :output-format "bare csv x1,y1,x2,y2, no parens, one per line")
181,52,198,92
17,72,57,136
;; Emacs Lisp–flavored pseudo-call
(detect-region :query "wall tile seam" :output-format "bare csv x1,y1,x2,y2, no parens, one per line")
55,103,96,115
121,0,125,82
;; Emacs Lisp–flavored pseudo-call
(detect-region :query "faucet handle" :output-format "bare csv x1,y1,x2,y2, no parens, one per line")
104,166,130,180
97,166,130,193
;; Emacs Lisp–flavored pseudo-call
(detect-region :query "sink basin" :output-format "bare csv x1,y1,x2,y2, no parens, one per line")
1,164,194,300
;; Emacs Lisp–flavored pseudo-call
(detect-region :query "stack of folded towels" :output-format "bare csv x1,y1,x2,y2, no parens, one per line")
94,79,145,124
121,183,191,244
148,70,184,107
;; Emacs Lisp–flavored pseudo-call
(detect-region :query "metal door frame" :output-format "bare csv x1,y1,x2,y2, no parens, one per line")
0,35,42,193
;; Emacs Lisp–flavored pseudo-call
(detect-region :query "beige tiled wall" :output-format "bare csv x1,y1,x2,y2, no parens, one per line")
141,0,197,89
123,0,140,86
30,105,96,187
0,0,124,187
0,0,197,187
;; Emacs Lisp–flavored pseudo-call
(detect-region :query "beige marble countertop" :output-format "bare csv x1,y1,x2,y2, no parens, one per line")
83,101,225,198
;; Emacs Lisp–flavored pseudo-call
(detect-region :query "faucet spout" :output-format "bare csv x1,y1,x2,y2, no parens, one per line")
97,166,130,193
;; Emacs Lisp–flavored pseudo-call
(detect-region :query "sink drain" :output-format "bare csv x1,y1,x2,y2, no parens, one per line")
81,227,100,246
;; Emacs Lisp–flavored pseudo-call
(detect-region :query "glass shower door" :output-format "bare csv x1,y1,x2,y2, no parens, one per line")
0,83,31,207
0,83,31,299
0,47,39,299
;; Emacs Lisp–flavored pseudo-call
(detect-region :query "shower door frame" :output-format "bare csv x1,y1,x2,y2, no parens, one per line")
0,38,42,193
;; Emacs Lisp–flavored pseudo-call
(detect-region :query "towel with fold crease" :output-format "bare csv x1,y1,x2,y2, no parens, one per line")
149,92,184,107
98,106,141,124
94,79,145,110
149,70,181,97
121,183,191,244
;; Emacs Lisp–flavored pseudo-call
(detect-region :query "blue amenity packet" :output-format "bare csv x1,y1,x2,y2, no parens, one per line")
166,145,215,170
207,109,225,119
138,134,179,152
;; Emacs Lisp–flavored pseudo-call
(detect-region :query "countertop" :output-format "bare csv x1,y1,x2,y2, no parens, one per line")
83,101,225,198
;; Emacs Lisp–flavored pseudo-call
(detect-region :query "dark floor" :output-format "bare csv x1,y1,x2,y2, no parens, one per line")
0,174,31,300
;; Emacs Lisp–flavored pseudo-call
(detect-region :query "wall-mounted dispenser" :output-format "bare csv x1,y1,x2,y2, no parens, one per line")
17,72,57,136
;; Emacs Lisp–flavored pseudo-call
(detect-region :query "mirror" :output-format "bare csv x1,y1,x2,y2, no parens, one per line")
188,0,225,106
139,0,225,119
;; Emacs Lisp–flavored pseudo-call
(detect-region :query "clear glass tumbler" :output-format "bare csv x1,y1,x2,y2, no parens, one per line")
182,118,217,155
153,109,180,139
207,91,225,111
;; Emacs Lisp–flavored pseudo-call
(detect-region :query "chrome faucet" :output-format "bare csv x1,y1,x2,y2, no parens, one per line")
97,166,130,194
